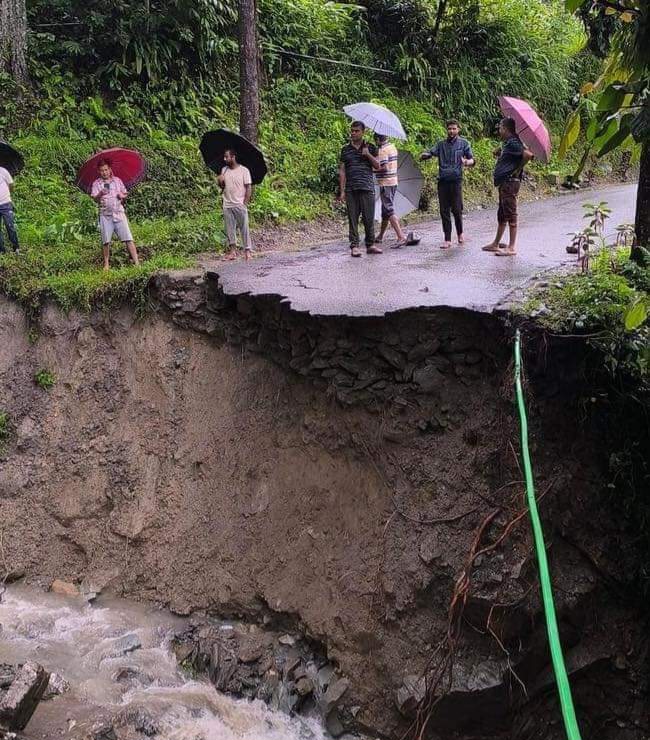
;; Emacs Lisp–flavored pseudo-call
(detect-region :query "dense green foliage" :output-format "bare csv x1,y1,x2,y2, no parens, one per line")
0,0,633,309
529,244,649,598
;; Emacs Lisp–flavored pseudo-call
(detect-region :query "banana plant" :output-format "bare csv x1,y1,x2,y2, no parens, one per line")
560,2,648,171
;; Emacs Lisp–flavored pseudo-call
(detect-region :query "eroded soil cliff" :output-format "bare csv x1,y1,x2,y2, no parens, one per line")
0,275,646,739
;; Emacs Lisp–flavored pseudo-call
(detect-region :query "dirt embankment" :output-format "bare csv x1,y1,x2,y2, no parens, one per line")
0,276,647,739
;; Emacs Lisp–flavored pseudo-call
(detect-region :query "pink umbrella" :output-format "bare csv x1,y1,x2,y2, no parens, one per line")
498,96,551,164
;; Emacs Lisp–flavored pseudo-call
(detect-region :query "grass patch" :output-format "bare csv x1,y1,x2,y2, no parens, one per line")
0,410,11,449
34,369,56,390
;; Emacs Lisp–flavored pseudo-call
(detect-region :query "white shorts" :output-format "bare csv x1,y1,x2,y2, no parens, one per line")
99,215,133,244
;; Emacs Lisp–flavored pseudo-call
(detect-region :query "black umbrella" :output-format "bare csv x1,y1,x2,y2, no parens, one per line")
0,141,24,176
199,129,268,185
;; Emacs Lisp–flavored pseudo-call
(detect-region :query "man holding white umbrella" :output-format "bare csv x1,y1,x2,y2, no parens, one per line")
340,103,410,256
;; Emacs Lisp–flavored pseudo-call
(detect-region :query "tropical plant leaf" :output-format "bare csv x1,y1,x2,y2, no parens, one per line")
559,109,581,159
624,298,648,331
597,115,634,157
596,83,628,112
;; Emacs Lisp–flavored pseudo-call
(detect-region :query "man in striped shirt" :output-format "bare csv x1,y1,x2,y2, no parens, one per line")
374,134,407,247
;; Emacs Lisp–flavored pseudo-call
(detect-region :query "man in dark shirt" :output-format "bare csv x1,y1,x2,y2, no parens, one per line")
421,119,474,249
337,121,383,257
482,117,533,256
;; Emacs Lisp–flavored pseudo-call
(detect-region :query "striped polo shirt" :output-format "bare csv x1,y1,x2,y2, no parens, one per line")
376,142,398,187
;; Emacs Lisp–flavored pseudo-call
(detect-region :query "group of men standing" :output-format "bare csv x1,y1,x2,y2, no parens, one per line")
0,117,531,265
336,115,531,258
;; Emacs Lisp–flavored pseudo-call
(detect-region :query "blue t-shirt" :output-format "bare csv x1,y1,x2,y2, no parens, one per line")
428,137,474,182
493,136,525,186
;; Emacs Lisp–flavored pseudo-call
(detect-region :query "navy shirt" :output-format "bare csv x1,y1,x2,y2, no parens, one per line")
493,135,525,186
340,142,378,192
427,136,474,182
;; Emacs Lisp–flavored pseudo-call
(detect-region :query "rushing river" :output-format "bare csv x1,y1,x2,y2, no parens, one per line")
0,585,332,740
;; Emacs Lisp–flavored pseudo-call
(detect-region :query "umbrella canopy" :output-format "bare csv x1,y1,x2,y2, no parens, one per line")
374,151,423,221
498,96,551,164
199,129,268,185
76,148,147,194
343,102,407,141
0,140,24,176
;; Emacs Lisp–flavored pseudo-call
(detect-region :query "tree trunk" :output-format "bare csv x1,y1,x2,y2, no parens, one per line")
238,0,260,144
633,138,650,259
431,0,449,43
0,0,29,85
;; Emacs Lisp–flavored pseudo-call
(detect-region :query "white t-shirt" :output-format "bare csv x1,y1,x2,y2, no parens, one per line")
0,166,14,206
221,165,252,208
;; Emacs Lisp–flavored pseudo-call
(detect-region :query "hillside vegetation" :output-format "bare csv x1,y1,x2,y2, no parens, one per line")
0,0,635,309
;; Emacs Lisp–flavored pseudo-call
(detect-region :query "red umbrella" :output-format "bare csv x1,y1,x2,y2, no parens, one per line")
75,148,147,194
498,96,551,164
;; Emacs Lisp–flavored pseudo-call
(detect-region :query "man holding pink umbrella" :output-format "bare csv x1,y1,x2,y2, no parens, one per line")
483,97,551,257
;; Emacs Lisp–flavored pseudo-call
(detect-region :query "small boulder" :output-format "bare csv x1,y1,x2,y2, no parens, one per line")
50,580,79,598
42,673,70,701
0,662,50,730
396,674,426,717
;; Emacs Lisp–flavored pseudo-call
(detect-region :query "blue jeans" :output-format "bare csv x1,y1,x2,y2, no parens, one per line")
0,203,19,252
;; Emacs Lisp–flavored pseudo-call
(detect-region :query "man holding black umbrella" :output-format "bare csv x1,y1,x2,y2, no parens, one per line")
0,165,20,253
337,121,383,258
217,148,254,261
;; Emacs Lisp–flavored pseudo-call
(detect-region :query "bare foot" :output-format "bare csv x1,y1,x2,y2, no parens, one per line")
390,239,407,249
103,264,110,271
225,250,237,261
482,242,506,252
441,241,452,250
245,250,252,262
458,234,465,245
495,248,517,256
366,245,383,255
350,246,362,257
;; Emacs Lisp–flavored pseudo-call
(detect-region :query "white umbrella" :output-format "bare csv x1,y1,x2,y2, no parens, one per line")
343,102,407,140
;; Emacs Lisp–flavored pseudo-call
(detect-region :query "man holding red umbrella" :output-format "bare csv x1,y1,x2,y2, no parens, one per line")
90,158,140,270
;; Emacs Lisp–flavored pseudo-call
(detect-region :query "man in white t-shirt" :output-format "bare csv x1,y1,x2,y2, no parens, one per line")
0,165,20,253
217,148,254,261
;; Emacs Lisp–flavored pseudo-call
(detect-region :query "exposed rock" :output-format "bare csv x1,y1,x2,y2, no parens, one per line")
103,634,141,659
50,579,79,598
322,677,349,711
42,672,70,700
396,674,426,717
408,339,441,362
90,721,117,740
0,662,50,731
80,568,120,601
295,676,314,696
413,365,442,394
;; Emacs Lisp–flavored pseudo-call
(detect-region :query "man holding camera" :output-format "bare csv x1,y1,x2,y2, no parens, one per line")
91,158,140,270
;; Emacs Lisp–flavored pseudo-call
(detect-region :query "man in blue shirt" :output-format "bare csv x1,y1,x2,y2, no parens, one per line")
482,117,533,257
421,119,474,249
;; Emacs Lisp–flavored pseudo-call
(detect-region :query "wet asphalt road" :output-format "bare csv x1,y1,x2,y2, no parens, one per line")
206,184,636,317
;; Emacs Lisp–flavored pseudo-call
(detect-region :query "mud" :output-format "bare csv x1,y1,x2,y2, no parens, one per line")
0,278,647,739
